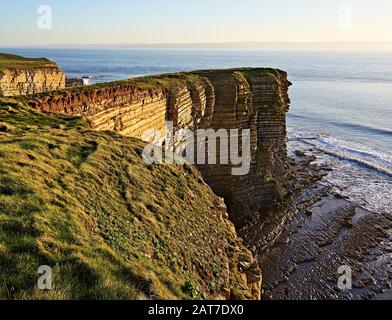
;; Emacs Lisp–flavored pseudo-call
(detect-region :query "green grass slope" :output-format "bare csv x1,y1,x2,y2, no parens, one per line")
0,99,252,300
0,53,56,70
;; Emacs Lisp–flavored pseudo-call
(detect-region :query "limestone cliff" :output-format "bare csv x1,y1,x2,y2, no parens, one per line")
0,53,65,97
23,68,291,224
5,67,292,300
195,69,291,223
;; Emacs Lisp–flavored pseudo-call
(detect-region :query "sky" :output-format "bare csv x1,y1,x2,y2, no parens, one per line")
1,0,392,47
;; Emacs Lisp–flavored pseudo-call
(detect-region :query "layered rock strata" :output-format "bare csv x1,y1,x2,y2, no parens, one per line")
0,55,65,97
23,68,291,223
195,69,291,223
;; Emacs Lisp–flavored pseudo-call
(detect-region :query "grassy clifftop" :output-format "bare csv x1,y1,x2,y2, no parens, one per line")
0,53,57,70
0,99,255,300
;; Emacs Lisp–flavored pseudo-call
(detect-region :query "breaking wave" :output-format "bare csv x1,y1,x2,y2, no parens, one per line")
288,128,392,214
289,129,392,178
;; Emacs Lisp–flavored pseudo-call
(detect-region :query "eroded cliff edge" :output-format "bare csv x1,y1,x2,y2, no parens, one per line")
0,53,65,97
22,68,292,224
5,68,291,299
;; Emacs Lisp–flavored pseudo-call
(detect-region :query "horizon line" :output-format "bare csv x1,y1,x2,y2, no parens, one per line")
2,41,392,51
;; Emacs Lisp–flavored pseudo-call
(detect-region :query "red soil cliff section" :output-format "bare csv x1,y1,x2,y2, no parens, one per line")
23,68,291,223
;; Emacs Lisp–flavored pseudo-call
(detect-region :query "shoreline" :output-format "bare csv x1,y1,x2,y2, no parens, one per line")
241,147,392,300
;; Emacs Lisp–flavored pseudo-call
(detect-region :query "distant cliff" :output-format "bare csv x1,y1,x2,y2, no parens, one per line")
23,68,292,223
0,53,65,97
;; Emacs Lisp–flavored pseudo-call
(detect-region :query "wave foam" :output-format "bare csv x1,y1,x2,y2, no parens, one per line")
289,129,392,177
287,128,392,214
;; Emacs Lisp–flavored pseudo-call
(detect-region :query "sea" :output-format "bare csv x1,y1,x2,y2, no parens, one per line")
2,48,391,214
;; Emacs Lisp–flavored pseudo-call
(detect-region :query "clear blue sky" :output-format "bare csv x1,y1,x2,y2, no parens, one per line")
1,0,392,46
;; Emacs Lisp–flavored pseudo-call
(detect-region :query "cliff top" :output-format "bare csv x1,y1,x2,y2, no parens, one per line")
19,67,287,100
0,53,58,70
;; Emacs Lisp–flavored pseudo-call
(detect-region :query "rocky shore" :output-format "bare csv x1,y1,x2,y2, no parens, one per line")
240,147,392,300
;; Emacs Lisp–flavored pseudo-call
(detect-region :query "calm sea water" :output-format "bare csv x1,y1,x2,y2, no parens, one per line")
2,48,391,213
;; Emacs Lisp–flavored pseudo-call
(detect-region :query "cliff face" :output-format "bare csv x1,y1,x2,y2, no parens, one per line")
195,69,291,223
5,67,292,300
0,99,261,300
23,68,291,224
0,68,65,97
0,53,65,97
